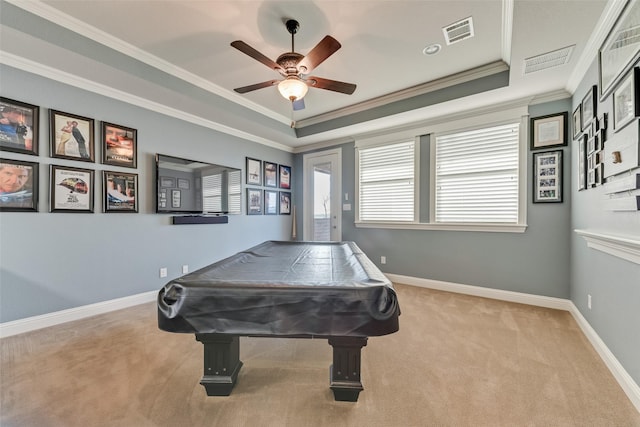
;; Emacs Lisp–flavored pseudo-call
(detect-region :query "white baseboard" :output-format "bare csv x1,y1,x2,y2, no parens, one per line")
386,273,572,310
568,302,640,411
0,290,157,339
386,273,640,413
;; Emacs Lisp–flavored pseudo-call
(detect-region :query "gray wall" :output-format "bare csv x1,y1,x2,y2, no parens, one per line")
296,99,572,299
0,65,293,322
294,79,639,388
570,59,640,384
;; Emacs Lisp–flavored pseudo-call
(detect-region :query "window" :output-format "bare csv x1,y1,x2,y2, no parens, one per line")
228,169,241,214
434,122,520,223
357,140,416,222
202,170,242,213
202,173,222,212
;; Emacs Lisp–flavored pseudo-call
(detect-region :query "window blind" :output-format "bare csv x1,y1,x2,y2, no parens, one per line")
358,140,415,221
228,170,241,213
202,173,222,212
435,123,519,223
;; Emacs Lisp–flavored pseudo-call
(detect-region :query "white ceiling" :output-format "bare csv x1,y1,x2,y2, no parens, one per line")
0,0,615,150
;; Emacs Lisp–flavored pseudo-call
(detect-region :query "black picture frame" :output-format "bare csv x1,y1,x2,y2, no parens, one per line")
103,170,138,213
613,67,640,132
246,157,261,186
264,161,278,187
264,189,278,215
101,121,137,168
0,158,38,212
247,188,262,215
578,135,587,191
160,176,175,188
177,178,190,189
533,150,563,203
581,85,597,129
530,112,568,150
279,191,291,215
50,164,94,213
50,109,95,162
171,189,181,208
572,105,582,139
279,164,291,189
0,97,39,156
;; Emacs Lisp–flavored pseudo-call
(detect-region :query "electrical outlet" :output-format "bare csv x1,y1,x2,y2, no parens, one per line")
160,267,167,278
588,294,592,310
381,256,386,264
182,265,189,274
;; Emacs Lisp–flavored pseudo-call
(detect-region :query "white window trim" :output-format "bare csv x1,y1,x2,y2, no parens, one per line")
355,105,529,233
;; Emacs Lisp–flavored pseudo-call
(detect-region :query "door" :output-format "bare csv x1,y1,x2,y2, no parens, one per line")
303,148,342,241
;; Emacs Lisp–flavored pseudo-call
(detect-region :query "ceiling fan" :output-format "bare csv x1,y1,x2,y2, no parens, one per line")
231,19,356,111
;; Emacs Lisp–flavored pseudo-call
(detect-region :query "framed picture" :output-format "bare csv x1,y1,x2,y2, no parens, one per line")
101,122,137,168
247,188,262,215
533,150,563,203
0,97,39,155
264,189,278,215
246,157,261,186
578,136,587,191
50,110,94,162
177,178,190,189
279,191,291,215
158,189,167,208
530,112,568,149
599,0,640,100
279,164,291,189
264,161,278,187
50,165,94,213
0,158,38,211
160,177,175,188
572,105,582,139
613,67,640,132
581,86,597,128
104,170,138,213
171,189,181,208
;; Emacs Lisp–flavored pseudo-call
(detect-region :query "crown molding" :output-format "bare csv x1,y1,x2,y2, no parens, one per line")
0,53,293,152
528,88,572,105
4,0,291,127
566,0,628,94
295,61,509,129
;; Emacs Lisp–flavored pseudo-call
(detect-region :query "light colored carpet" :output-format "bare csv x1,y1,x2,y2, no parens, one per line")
1,284,639,426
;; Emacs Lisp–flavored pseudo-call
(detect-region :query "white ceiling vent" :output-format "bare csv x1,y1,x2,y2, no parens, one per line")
443,17,474,45
524,45,575,74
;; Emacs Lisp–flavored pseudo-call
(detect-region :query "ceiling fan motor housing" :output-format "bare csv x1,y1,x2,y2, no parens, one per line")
277,52,305,75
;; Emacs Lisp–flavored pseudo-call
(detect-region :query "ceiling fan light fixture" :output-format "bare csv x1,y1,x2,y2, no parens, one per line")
278,77,308,101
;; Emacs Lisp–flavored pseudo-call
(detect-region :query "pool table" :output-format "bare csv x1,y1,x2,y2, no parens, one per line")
157,240,400,401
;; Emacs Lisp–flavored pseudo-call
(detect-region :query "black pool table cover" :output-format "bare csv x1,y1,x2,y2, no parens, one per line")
157,240,400,337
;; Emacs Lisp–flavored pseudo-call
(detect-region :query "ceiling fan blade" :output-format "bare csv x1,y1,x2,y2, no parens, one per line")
231,41,285,75
233,80,280,94
297,36,341,74
292,98,305,111
306,76,356,95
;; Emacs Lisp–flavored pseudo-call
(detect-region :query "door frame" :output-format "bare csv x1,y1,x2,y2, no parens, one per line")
302,148,342,241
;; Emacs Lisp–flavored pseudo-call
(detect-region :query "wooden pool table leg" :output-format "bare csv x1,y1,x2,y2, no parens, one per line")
328,336,368,402
195,334,243,396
